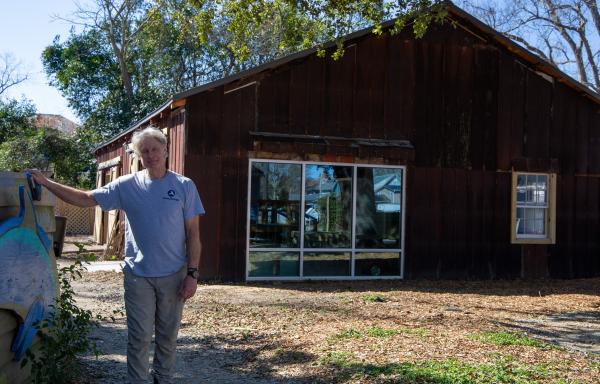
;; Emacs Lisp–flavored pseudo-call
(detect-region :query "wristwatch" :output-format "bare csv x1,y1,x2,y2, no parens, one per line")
187,267,199,279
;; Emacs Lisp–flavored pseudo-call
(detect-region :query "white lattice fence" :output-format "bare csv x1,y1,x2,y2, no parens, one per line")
55,199,95,235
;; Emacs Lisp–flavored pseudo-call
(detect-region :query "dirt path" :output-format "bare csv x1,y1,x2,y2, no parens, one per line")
72,270,304,384
72,269,600,383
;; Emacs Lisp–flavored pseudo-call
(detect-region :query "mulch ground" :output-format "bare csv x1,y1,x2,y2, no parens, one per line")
75,272,600,383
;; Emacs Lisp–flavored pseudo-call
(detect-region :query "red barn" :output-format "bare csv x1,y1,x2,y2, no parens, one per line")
94,4,600,281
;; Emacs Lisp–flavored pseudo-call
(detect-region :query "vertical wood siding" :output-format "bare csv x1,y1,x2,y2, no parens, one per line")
97,20,600,280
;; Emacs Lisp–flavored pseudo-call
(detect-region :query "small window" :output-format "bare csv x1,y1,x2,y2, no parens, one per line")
511,172,556,244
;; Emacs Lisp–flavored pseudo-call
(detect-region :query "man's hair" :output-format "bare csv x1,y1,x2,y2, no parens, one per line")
131,126,167,156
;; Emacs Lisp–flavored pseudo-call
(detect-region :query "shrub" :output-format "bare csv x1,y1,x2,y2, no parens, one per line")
21,248,120,384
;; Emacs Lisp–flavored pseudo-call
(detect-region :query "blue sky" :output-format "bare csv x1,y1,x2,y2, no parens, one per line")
1,1,83,123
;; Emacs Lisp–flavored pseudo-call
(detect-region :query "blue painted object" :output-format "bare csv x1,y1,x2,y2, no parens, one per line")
11,300,44,360
0,175,57,362
0,186,25,237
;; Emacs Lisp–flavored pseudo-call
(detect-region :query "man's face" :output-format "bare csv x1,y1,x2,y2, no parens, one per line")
138,138,166,169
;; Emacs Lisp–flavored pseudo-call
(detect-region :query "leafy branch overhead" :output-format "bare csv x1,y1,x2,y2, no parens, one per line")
42,0,445,140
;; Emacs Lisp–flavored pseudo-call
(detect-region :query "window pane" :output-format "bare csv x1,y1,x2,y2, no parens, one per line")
519,208,546,236
249,162,301,248
516,175,526,202
356,167,402,249
532,208,546,235
248,252,300,277
355,252,401,276
516,207,524,234
304,165,353,248
303,252,351,276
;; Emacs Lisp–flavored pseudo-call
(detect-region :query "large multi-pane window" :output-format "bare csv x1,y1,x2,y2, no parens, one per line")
247,160,405,279
511,172,556,244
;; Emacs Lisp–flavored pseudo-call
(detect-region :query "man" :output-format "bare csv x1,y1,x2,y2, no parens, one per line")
29,126,205,384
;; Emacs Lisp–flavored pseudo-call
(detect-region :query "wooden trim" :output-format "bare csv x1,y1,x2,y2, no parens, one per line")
97,156,121,170
249,131,414,148
510,172,556,244
170,98,186,109
224,81,257,94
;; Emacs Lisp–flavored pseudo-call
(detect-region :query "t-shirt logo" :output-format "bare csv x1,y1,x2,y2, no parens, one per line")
163,189,180,201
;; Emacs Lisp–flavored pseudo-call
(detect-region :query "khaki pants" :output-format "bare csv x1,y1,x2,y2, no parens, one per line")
124,266,186,384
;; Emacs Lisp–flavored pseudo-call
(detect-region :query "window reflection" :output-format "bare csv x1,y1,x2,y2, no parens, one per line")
249,162,301,248
304,165,353,248
355,252,401,276
303,252,351,276
515,174,548,237
355,167,402,249
248,252,299,277
248,161,405,279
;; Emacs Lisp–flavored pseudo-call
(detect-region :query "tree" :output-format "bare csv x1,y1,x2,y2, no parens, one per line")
43,0,445,140
43,28,163,139
0,97,36,143
0,127,96,188
459,0,600,93
0,52,28,96
153,0,446,66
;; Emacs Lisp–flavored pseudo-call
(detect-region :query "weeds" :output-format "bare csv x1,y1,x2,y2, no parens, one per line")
335,328,363,339
362,293,387,303
470,331,553,349
319,352,557,383
21,246,120,383
366,326,400,338
334,326,427,340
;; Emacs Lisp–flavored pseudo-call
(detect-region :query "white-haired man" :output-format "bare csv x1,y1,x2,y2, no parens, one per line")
29,126,205,384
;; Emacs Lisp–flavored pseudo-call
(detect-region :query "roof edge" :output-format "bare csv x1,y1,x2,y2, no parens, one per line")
93,98,173,152
446,4,600,104
96,2,600,150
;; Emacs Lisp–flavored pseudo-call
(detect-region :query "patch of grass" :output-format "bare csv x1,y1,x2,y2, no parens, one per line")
362,293,387,303
319,351,354,367
399,326,430,338
366,326,401,338
333,326,427,341
320,353,555,383
336,328,363,339
470,331,551,349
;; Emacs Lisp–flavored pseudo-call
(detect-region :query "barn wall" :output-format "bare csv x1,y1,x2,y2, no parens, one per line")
181,18,600,280
88,14,600,280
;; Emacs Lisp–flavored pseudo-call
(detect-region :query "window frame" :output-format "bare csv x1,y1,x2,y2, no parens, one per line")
510,171,557,244
246,159,406,281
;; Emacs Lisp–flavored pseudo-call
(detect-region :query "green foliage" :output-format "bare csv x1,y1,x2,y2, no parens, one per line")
334,326,423,340
21,259,100,384
399,326,430,338
0,127,95,188
42,0,445,142
21,243,123,384
0,98,36,143
469,331,553,349
366,326,401,338
319,351,354,367
320,353,557,383
362,293,387,303
335,328,364,339
42,29,162,140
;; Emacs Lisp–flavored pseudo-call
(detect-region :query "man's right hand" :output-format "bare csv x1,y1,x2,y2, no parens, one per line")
26,169,49,186
24,169,98,208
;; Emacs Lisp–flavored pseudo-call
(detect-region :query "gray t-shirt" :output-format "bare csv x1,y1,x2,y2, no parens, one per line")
92,170,205,277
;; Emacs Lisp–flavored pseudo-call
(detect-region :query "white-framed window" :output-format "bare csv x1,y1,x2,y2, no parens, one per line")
246,159,406,280
511,172,556,244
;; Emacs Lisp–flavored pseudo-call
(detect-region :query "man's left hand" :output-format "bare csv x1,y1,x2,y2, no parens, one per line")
178,276,198,302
